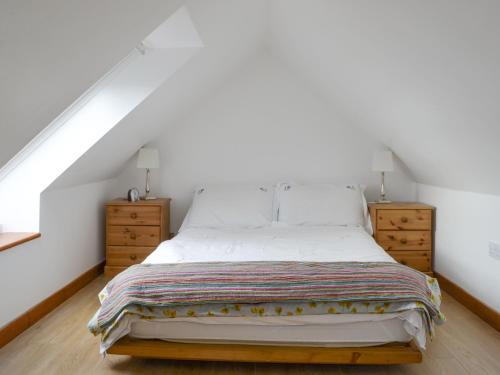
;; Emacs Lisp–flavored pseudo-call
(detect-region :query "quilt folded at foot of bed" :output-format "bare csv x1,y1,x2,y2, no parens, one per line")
88,261,445,340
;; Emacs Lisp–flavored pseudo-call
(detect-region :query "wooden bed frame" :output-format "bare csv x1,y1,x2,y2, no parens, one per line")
107,337,422,365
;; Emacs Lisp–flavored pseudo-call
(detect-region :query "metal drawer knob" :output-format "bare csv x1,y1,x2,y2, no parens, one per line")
130,212,138,219
401,260,407,265
400,238,407,244
401,217,408,223
130,254,137,261
130,232,136,240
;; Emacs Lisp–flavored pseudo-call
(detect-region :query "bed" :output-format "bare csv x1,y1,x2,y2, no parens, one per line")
89,184,444,365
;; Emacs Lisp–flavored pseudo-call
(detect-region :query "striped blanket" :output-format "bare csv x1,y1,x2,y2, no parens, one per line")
89,261,444,338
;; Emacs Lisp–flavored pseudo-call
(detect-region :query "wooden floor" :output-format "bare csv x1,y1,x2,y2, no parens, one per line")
0,276,499,375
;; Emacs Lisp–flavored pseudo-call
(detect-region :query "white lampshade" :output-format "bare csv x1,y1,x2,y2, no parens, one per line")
137,148,160,169
372,150,394,172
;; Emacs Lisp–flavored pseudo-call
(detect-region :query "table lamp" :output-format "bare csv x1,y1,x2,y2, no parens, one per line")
372,150,394,203
137,148,159,200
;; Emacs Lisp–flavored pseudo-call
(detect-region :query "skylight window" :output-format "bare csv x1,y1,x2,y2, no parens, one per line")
0,6,203,232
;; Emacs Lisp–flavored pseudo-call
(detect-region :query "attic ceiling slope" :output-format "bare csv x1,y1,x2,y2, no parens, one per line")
51,0,269,189
269,0,500,195
0,6,203,231
0,0,184,168
9,0,500,196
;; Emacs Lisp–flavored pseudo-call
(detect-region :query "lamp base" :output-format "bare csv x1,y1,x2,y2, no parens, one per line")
376,199,392,204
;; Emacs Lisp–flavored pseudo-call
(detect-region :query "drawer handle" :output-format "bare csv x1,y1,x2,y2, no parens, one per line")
401,217,408,223
388,235,395,240
400,238,408,244
130,254,137,261
401,260,407,265
130,212,138,219
130,232,136,240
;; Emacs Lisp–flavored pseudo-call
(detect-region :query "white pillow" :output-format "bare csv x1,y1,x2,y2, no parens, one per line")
277,183,367,227
183,184,275,229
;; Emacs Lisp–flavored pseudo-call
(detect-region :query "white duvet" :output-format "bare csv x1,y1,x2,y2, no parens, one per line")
145,224,395,264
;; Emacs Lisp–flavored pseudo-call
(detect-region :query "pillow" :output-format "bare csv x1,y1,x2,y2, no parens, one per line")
277,183,367,227
182,184,275,229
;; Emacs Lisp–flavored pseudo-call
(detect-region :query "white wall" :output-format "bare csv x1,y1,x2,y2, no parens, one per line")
417,184,500,311
116,53,416,231
0,179,114,327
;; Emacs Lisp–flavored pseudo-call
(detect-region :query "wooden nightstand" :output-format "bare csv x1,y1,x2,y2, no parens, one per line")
104,198,170,277
368,202,434,275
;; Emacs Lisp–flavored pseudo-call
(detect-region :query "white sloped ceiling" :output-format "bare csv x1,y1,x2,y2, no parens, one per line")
3,0,500,195
268,0,500,195
51,0,269,188
0,0,185,168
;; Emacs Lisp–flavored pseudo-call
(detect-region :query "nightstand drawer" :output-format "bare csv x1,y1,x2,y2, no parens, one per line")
376,230,431,251
387,250,431,272
107,225,160,246
106,246,156,266
376,209,431,230
107,205,161,226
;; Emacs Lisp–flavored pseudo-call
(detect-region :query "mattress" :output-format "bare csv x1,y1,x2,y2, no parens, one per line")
101,225,427,352
127,311,422,347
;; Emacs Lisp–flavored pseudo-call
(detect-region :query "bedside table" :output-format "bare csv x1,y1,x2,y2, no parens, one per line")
368,202,434,275
104,198,170,277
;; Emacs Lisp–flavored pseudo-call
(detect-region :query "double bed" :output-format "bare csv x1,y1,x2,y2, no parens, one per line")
89,184,444,365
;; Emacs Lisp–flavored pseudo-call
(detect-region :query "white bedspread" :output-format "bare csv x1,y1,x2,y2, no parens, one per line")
145,224,395,264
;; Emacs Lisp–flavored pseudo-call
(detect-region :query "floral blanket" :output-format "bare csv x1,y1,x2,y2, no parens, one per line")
88,261,445,341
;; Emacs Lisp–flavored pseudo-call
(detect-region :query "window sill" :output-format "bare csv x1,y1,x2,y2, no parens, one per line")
0,232,41,252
